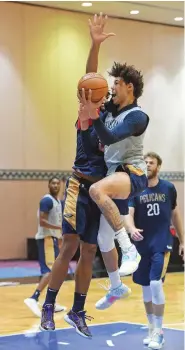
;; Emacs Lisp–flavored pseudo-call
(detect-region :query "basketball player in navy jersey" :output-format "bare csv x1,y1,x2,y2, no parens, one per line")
24,177,66,317
128,152,184,349
78,13,149,278
40,118,131,337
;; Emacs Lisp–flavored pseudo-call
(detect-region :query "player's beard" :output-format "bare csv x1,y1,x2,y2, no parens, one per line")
147,168,158,179
50,189,60,196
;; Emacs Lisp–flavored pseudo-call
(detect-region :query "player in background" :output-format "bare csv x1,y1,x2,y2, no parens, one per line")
128,152,184,349
24,177,66,317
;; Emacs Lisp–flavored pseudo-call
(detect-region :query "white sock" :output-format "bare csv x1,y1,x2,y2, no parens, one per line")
147,313,154,327
108,269,122,289
115,228,132,252
153,315,163,331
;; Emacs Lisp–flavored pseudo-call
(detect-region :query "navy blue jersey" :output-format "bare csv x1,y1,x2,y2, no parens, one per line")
129,179,177,254
73,124,106,178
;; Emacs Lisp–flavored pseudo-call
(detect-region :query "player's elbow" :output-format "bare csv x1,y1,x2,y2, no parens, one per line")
172,208,179,222
39,218,46,227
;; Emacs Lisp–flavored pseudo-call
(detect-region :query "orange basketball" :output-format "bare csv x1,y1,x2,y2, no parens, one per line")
78,72,108,103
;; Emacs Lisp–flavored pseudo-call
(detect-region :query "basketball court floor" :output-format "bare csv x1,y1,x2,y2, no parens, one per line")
0,273,184,350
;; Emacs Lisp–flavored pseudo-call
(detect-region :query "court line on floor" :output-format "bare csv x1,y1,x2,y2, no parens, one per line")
0,320,184,338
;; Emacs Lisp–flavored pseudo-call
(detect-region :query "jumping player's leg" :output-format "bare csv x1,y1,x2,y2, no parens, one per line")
95,214,131,310
72,241,97,312
64,241,97,338
63,177,101,338
46,235,79,291
89,172,142,275
40,234,80,331
89,172,131,232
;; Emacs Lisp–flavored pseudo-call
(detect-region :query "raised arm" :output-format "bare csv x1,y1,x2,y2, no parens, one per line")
86,13,115,73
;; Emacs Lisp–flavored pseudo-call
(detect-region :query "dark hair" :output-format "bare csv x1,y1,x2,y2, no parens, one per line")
48,176,60,185
144,152,162,166
109,62,144,99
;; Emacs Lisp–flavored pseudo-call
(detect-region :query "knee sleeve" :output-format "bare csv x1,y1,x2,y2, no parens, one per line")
150,280,165,305
142,285,152,303
97,215,115,252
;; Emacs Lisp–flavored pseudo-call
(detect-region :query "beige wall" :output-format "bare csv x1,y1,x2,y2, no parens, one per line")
0,180,66,259
0,3,184,259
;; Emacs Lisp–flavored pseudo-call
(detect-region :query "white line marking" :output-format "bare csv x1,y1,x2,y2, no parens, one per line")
107,340,115,347
1,321,184,337
58,342,69,345
163,323,184,327
23,323,40,337
112,331,127,337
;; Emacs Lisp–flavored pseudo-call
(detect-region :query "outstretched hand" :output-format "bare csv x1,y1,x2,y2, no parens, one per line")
89,12,116,44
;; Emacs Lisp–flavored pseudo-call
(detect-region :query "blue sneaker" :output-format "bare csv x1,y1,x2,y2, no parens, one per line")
64,310,93,338
119,245,141,276
40,304,55,331
95,283,131,310
148,330,165,349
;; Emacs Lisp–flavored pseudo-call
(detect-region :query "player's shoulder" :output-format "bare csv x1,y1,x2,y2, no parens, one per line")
128,108,149,121
159,179,175,190
40,195,53,206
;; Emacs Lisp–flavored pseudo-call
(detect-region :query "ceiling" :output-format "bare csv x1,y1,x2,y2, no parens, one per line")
20,1,184,27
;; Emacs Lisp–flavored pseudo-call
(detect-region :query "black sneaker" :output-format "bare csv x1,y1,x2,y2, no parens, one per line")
40,304,55,331
64,310,93,338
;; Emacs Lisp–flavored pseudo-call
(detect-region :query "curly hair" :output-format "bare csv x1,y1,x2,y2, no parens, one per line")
109,62,144,99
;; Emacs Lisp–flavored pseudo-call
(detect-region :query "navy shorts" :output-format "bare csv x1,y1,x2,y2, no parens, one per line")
133,252,171,286
116,164,148,198
62,174,100,245
37,236,59,275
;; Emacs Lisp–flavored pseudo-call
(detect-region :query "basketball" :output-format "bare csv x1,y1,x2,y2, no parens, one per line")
78,72,108,103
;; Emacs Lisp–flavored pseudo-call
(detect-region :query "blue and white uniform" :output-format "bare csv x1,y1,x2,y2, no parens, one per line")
82,102,149,198
129,179,177,285
36,195,62,275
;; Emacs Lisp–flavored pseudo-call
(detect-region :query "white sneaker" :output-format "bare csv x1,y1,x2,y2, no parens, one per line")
54,303,67,313
143,326,154,345
119,245,141,276
95,283,131,310
24,298,41,317
148,329,165,349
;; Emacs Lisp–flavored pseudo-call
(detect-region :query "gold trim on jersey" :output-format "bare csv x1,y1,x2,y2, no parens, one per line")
125,164,145,176
161,252,171,279
44,237,55,268
63,177,80,230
